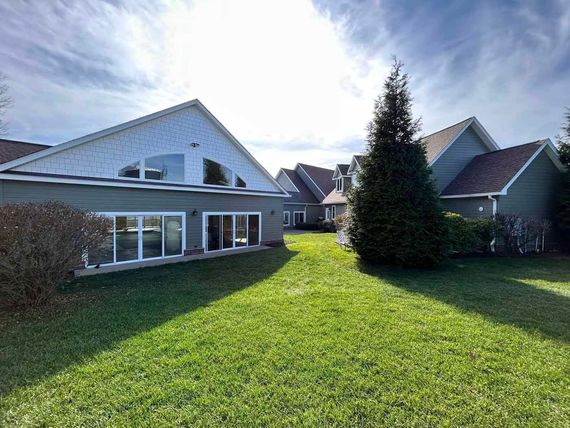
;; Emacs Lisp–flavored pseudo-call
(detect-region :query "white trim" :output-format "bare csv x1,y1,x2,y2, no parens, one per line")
331,205,336,220
429,117,500,166
202,211,262,253
440,192,502,199
283,211,290,226
335,177,344,193
88,211,186,268
347,156,362,175
500,139,565,193
296,164,327,198
117,152,185,183
0,99,288,196
325,207,331,220
0,173,286,197
276,169,300,193
292,210,305,226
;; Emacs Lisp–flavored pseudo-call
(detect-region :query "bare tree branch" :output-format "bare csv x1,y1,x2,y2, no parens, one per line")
0,72,14,135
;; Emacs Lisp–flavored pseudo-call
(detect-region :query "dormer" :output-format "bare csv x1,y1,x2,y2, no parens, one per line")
332,164,350,194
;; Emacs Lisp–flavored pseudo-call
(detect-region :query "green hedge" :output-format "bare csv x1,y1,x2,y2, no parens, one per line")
444,212,494,255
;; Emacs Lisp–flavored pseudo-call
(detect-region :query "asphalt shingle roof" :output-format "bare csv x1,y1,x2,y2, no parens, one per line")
322,189,347,205
336,164,349,175
297,163,335,197
0,139,50,165
441,140,545,196
421,117,473,163
281,168,320,204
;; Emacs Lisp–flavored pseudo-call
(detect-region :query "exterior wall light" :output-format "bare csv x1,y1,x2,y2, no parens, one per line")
192,209,198,216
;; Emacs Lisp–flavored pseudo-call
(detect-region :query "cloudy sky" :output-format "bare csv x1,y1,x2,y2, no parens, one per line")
0,0,569,174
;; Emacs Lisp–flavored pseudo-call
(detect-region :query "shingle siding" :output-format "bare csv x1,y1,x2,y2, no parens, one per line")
11,105,279,193
0,180,284,249
440,197,494,218
431,126,491,192
497,151,561,218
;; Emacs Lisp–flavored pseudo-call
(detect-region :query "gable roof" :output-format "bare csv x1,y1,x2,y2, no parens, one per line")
333,163,350,179
422,117,499,165
280,168,320,204
441,139,564,197
348,154,366,174
0,139,50,164
297,163,335,197
0,99,288,196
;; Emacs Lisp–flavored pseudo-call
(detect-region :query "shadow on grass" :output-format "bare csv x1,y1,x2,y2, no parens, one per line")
357,257,570,343
0,246,297,397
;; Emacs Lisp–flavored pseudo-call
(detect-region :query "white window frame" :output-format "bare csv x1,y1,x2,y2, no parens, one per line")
331,205,336,220
335,178,343,193
88,211,186,267
202,212,262,253
293,210,305,226
283,211,290,226
325,207,331,220
117,153,185,184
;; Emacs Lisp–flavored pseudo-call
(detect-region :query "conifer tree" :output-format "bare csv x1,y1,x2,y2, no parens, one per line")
347,60,446,267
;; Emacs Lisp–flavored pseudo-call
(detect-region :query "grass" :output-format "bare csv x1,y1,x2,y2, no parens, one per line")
1,233,569,427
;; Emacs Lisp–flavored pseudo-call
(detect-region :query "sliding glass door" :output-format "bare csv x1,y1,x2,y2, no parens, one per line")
204,213,261,252
88,213,185,267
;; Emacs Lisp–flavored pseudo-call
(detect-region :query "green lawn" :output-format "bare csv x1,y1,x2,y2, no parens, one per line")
1,233,569,427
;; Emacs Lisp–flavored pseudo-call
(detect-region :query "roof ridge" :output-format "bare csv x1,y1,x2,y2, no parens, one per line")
473,140,545,159
297,162,335,172
421,117,473,140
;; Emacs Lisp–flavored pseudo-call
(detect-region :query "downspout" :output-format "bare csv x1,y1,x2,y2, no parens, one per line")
488,195,498,252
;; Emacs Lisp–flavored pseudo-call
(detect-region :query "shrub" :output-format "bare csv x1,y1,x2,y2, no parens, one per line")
493,213,551,254
444,212,495,255
0,201,112,307
318,219,337,233
294,222,319,231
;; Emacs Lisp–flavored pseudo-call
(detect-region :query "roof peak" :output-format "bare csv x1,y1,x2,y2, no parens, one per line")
421,117,474,140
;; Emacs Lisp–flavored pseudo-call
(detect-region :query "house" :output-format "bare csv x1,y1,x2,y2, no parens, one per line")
279,117,565,225
0,99,289,270
275,163,334,227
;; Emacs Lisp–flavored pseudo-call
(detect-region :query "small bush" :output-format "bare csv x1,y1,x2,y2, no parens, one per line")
0,201,112,307
494,213,551,254
294,222,319,231
444,212,494,255
318,219,337,233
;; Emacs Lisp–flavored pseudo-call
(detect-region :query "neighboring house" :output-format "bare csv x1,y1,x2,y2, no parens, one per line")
0,99,289,270
279,116,565,225
275,163,334,227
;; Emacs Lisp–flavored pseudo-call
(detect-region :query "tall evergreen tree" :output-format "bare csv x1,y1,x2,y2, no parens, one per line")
347,60,446,267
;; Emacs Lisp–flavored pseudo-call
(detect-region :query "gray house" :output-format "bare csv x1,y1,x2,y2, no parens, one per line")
275,163,334,227
0,99,288,270
280,117,565,224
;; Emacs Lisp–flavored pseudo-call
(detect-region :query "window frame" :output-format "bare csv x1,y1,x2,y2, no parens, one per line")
331,205,336,220
283,211,290,226
117,154,185,184
335,177,344,193
293,210,305,226
87,211,186,267
202,212,262,253
325,207,331,220
202,158,247,189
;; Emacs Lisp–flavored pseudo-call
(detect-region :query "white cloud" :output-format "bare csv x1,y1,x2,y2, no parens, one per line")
1,0,390,174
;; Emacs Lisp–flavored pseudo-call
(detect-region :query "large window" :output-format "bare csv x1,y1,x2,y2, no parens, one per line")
88,213,185,266
205,212,261,252
335,178,343,192
203,158,247,188
118,154,184,182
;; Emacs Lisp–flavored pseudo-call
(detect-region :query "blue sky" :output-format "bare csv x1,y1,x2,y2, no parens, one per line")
0,0,568,174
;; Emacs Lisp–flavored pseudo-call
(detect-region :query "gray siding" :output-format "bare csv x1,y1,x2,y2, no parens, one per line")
297,167,326,200
0,180,284,249
440,197,494,218
497,150,561,219
431,126,491,192
283,203,323,227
